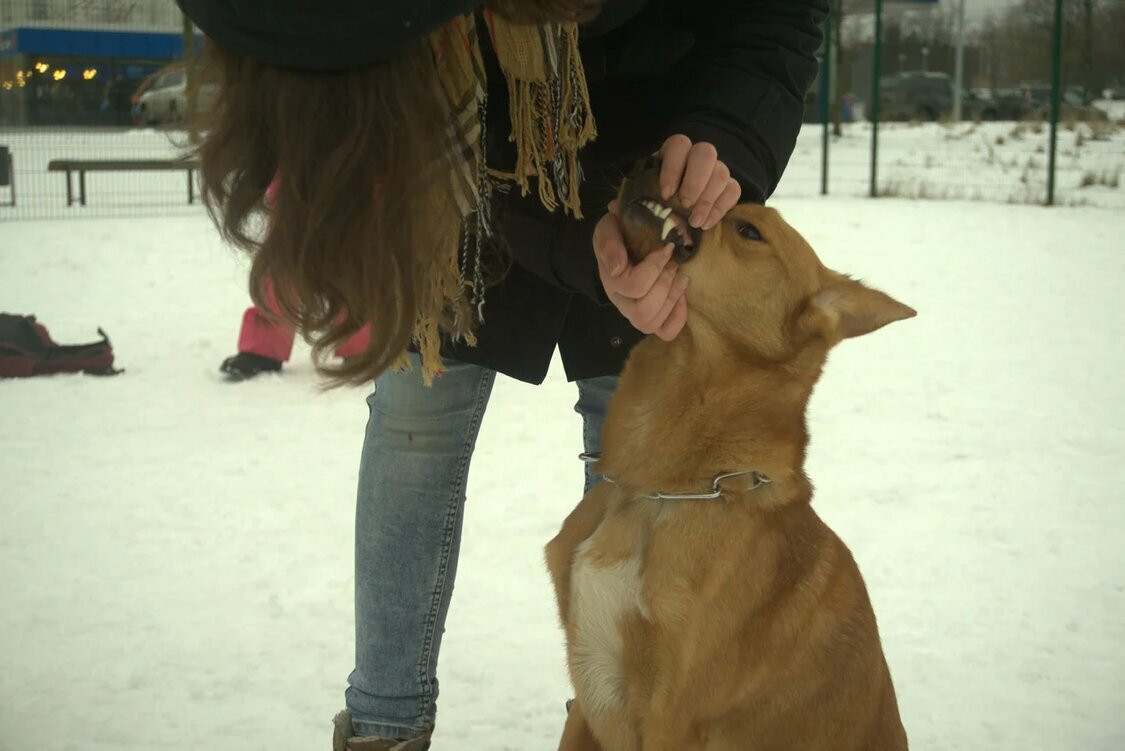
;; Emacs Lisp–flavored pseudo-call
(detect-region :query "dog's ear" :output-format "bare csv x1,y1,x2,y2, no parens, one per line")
801,272,916,342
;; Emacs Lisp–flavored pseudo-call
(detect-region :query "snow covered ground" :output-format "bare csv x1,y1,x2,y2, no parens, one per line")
2,119,1124,222
2,195,1123,751
1094,98,1125,123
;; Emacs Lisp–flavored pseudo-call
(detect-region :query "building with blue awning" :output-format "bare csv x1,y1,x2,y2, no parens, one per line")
1,1,199,126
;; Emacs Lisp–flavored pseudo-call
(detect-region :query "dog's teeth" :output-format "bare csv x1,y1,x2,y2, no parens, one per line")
662,216,677,240
657,206,672,219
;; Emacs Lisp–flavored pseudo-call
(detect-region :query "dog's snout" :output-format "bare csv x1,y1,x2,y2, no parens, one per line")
630,154,662,178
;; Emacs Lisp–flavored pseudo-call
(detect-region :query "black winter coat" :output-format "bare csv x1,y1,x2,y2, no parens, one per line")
444,0,828,384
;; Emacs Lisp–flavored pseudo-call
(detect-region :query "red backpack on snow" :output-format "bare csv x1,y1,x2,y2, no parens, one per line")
0,313,121,378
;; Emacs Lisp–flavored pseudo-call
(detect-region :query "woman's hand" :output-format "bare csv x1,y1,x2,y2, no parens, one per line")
657,134,742,231
594,204,689,341
593,135,742,341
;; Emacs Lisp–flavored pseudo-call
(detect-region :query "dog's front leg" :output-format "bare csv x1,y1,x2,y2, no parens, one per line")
557,697,605,751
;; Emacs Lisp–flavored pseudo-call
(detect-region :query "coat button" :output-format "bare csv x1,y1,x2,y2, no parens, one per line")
610,336,622,347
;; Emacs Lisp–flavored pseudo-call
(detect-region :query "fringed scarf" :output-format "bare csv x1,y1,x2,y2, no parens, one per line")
412,11,597,383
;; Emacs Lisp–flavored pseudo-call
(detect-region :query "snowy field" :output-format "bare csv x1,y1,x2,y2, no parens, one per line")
778,118,1125,207
2,195,1123,751
1,119,1124,221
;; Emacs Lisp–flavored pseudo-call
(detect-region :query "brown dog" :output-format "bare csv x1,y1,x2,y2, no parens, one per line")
545,163,915,751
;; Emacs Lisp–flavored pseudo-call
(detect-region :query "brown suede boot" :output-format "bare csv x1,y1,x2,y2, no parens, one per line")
332,710,432,751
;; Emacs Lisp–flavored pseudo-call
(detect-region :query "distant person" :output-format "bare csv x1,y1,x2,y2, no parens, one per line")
221,280,371,381
102,74,133,126
220,173,372,381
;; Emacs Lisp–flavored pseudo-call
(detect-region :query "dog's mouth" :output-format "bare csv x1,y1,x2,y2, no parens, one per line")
623,197,701,264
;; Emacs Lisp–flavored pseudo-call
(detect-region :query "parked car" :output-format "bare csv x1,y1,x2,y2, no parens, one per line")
1018,82,1108,121
136,64,217,125
130,68,163,125
1020,82,1079,108
984,87,1034,120
874,71,953,122
962,89,1000,121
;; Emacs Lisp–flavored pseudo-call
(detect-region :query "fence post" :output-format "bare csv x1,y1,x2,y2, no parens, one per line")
953,0,966,121
869,0,884,198
1047,0,1063,206
183,13,199,143
820,10,832,196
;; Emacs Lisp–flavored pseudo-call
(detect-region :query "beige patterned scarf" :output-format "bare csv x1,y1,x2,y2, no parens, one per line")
412,11,596,382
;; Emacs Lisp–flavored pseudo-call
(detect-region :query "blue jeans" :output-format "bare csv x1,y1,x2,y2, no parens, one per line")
345,353,617,739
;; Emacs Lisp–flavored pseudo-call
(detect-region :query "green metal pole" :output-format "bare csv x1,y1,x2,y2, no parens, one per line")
821,11,832,196
870,0,884,198
182,12,197,136
182,13,194,86
1047,0,1063,206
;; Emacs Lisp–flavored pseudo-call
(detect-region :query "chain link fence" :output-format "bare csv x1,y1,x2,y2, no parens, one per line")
0,127,200,220
775,0,1125,208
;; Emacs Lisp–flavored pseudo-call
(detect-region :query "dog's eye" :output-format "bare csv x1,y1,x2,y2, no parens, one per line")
737,222,762,241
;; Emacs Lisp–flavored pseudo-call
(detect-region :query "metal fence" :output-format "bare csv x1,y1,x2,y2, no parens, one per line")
1,0,1123,222
772,0,1125,208
0,126,200,220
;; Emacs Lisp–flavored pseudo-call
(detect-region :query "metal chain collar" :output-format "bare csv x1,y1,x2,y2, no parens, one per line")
579,452,771,501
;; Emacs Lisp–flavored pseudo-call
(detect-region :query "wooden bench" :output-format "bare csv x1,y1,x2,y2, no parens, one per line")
47,158,201,207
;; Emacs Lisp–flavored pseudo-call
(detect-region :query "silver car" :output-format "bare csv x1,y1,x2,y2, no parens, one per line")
137,67,216,125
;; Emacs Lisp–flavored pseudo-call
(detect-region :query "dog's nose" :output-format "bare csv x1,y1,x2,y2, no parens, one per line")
630,154,661,177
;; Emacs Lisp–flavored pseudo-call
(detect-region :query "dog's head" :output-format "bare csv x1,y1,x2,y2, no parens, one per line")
617,160,916,362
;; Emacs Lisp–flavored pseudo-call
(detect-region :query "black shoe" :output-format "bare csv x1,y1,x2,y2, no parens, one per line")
219,352,283,381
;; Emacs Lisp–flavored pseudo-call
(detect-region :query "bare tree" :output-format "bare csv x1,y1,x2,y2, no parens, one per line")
983,0,1120,93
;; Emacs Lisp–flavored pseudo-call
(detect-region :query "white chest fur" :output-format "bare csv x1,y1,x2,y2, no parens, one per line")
569,533,652,719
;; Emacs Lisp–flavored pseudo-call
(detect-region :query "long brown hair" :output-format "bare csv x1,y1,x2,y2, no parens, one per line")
193,0,601,386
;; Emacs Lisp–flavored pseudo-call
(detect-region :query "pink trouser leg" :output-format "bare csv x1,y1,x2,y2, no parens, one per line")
239,276,371,362
237,310,368,362
237,277,295,362
333,324,372,359
237,305,297,362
